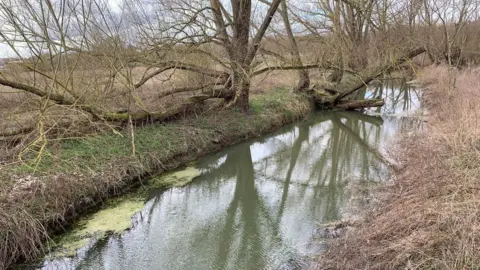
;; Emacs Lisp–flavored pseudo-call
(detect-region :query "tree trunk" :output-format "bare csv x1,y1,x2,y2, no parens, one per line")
236,81,250,112
231,63,251,112
335,99,384,110
230,0,252,111
280,0,310,92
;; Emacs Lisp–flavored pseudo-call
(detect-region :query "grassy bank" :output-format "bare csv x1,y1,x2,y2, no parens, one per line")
322,66,480,269
0,88,312,269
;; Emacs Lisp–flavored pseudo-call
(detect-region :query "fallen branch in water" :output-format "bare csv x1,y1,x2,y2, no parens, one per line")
335,99,385,110
309,47,426,110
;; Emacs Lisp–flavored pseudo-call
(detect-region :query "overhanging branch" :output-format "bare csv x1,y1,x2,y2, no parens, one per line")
135,61,228,89
0,77,70,104
252,64,320,77
157,83,224,99
334,47,426,102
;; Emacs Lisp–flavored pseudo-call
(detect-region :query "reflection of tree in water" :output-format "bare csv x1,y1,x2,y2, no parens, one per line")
365,79,424,131
91,112,394,269
68,82,420,270
200,134,312,269
277,123,310,221
213,146,265,269
204,110,391,269
366,78,421,114
306,112,386,222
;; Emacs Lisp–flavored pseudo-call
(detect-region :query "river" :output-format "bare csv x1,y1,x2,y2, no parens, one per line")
41,79,422,270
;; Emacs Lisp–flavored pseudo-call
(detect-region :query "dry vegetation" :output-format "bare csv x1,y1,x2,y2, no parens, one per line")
321,65,480,269
1,0,480,268
0,0,477,153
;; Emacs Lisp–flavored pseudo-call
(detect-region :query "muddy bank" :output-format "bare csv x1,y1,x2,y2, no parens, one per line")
321,66,480,269
0,89,312,269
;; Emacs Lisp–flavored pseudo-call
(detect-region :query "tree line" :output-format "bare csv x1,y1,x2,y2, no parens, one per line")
0,0,478,148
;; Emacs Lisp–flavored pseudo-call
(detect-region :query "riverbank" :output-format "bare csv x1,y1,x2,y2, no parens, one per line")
322,65,480,269
0,88,312,269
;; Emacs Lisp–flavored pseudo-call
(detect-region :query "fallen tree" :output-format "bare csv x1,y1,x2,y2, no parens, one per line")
308,47,426,110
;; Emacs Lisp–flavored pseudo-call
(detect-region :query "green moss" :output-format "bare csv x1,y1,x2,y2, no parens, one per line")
47,167,201,258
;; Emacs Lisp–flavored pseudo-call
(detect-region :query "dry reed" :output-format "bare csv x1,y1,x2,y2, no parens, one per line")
321,65,480,269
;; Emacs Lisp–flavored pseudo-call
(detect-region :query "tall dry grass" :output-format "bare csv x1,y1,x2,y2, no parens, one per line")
321,65,480,269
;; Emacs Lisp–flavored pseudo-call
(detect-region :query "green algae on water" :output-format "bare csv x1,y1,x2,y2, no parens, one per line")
76,200,144,234
51,199,144,258
46,167,200,259
150,166,201,188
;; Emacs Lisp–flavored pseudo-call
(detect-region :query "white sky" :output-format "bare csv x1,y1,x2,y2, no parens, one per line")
0,0,125,58
0,44,17,58
108,0,124,13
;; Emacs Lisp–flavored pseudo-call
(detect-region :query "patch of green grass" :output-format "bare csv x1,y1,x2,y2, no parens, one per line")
11,124,213,174
252,88,311,121
251,87,290,112
7,89,311,177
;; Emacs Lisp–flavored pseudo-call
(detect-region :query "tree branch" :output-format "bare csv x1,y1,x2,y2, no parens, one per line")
244,0,282,65
134,61,228,89
157,83,224,99
103,89,230,122
335,99,385,110
0,126,35,138
0,77,104,119
0,77,70,104
210,0,234,59
252,64,320,76
334,47,426,102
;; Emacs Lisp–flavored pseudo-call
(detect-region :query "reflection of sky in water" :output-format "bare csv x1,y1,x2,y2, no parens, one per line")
365,79,421,115
42,82,422,270
366,79,423,147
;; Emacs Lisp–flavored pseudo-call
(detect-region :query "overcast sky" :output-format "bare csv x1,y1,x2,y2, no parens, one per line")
0,0,125,58
0,44,15,58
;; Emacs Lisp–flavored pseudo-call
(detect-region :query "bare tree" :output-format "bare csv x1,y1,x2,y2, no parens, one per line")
0,0,473,153
209,0,282,111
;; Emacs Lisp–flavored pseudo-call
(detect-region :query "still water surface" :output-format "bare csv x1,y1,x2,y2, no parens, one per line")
44,80,421,270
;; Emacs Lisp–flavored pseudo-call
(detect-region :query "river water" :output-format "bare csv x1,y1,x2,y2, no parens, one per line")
42,79,421,270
